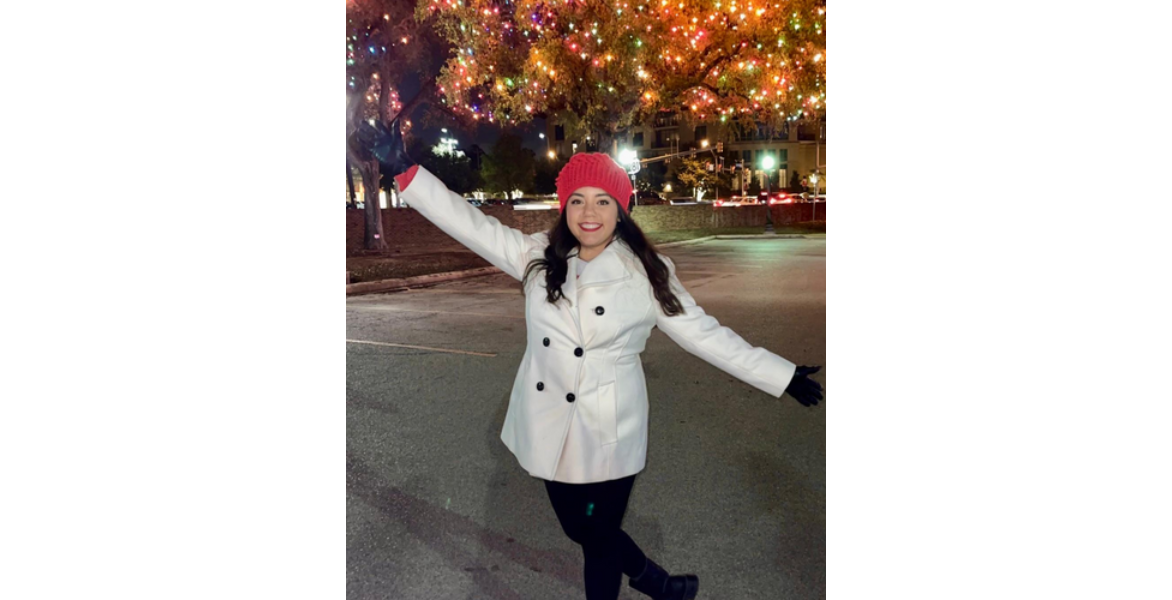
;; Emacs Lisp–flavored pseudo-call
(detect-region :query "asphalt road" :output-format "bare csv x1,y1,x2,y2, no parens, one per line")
347,237,826,600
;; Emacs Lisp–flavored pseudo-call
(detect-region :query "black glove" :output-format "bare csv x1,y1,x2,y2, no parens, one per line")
356,118,416,178
784,365,823,407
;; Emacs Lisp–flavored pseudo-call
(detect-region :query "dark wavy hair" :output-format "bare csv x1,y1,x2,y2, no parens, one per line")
522,204,684,317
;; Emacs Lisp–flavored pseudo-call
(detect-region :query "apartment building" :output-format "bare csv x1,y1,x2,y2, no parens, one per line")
545,113,826,194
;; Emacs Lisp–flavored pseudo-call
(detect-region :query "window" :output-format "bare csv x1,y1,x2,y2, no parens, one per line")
777,149,788,169
555,125,565,141
694,125,708,141
798,123,817,141
742,150,753,164
633,132,644,147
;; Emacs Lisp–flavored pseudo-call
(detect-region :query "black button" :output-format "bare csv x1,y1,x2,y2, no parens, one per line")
566,393,576,403
536,382,544,391
574,347,583,357
543,337,550,347
595,306,605,315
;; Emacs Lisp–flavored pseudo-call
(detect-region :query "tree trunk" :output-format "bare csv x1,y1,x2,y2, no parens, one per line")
596,129,618,157
346,159,357,206
358,159,388,251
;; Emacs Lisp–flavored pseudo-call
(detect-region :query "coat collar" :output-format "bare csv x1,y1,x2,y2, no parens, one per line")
570,240,635,290
560,239,636,341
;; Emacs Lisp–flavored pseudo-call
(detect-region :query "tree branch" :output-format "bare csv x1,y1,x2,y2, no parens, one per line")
392,77,437,122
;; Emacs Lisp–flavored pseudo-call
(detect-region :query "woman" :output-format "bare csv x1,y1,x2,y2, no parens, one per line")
360,119,824,600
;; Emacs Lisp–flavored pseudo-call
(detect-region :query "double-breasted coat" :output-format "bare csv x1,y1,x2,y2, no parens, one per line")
398,166,796,483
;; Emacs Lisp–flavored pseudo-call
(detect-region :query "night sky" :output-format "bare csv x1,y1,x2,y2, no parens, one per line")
396,74,548,157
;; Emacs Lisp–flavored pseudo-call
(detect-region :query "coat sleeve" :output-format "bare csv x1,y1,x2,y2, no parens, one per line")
654,255,796,398
395,165,544,280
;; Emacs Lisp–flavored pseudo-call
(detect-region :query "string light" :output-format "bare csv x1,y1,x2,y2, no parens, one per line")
377,0,826,127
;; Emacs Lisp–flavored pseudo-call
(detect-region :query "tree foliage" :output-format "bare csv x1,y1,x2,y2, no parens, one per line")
481,133,536,195
382,139,481,195
423,0,826,150
788,169,802,192
674,157,727,199
534,157,566,195
637,161,667,193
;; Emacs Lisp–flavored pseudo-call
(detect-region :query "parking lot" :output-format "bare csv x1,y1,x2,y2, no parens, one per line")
347,237,826,599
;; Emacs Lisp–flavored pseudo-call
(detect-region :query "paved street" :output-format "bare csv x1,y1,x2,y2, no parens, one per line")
347,237,826,600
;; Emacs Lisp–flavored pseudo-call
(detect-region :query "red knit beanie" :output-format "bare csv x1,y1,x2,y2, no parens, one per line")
555,153,633,213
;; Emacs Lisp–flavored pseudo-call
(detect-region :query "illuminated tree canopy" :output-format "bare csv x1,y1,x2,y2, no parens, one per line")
423,0,826,149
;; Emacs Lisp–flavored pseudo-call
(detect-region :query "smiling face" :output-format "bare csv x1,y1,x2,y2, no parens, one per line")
565,186,621,260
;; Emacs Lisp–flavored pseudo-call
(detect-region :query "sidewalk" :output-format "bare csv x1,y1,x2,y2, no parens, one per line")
346,230,824,296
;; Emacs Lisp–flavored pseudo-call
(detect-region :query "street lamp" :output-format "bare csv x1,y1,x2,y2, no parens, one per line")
760,154,776,234
619,149,640,207
548,150,556,160
700,139,709,149
808,170,820,222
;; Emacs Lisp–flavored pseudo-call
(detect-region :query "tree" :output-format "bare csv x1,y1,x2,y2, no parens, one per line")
426,151,481,195
481,133,536,196
346,0,449,250
424,0,827,154
534,157,566,195
674,157,725,201
789,169,802,193
383,139,481,197
417,139,481,194
637,161,667,193
748,177,762,196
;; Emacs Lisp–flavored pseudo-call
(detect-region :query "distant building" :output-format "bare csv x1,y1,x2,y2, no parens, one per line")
466,144,486,171
545,113,826,195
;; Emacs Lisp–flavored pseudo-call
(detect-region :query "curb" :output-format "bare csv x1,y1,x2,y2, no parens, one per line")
346,266,502,296
657,233,811,247
347,233,820,295
657,235,716,248
713,234,810,240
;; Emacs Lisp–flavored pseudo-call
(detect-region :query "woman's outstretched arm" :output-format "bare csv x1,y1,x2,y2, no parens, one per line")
654,255,805,400
362,119,543,281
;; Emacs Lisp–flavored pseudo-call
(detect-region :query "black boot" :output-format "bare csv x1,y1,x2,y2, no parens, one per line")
629,557,699,600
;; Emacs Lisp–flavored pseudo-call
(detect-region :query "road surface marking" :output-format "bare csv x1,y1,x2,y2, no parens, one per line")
345,305,525,320
346,339,497,357
405,288,521,295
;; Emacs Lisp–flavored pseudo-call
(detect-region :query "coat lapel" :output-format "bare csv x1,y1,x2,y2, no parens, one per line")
576,242,634,290
561,241,637,345
563,255,582,339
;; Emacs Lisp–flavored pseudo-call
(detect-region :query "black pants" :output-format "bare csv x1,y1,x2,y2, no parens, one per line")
544,475,649,600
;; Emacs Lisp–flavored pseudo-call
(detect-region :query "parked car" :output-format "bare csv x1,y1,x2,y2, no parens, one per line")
743,191,794,205
465,197,483,207
713,197,743,207
513,198,556,210
636,191,668,206
792,192,826,203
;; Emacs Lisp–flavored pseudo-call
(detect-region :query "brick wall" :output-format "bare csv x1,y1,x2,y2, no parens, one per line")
347,203,825,254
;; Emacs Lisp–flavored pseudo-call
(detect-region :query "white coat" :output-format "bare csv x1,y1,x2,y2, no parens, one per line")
398,167,796,483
